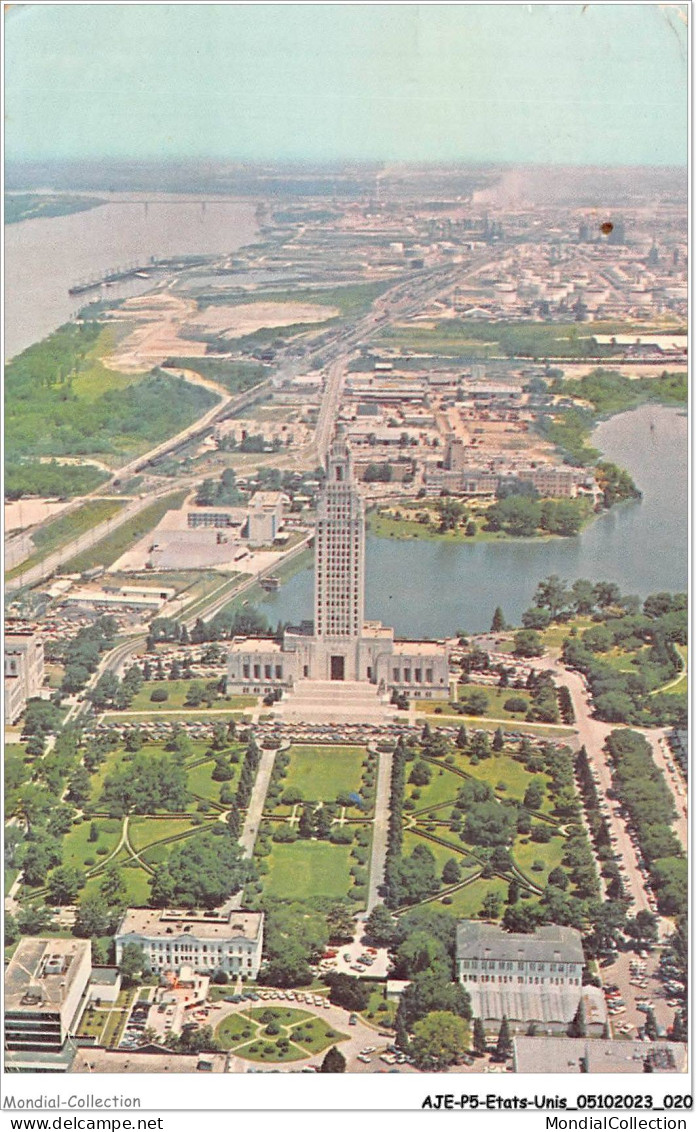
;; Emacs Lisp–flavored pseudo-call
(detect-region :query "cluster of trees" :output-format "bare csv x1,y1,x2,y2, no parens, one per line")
6,460,107,500
258,899,329,987
384,737,407,909
55,616,118,701
363,462,393,483
195,467,242,507
235,737,262,809
485,494,589,538
575,746,623,900
150,827,253,908
88,664,144,712
562,607,686,727
605,730,686,918
101,753,189,816
388,907,473,1067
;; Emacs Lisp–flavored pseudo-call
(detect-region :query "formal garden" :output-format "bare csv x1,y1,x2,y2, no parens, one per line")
215,1006,346,1062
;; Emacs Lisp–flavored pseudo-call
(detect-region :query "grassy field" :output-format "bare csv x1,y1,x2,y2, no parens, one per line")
416,687,534,721
61,817,122,870
128,816,201,853
657,644,688,696
402,830,479,880
435,876,509,917
283,745,366,803
216,1006,345,1061
459,751,552,805
369,510,512,546
405,763,462,811
62,489,188,573
261,840,354,900
513,834,566,888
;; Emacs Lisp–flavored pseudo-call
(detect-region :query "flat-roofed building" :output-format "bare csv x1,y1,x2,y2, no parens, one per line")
4,630,45,725
513,1037,688,1074
187,506,247,530
4,938,91,1065
115,908,264,978
247,491,287,547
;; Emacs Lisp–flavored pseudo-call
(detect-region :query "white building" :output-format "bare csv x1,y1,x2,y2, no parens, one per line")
4,629,45,725
115,908,264,978
247,491,288,547
227,433,450,695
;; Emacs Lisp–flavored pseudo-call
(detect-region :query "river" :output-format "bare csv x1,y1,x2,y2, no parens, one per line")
4,195,258,359
258,403,688,636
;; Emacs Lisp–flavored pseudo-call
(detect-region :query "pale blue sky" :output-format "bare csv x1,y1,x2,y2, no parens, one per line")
5,4,688,166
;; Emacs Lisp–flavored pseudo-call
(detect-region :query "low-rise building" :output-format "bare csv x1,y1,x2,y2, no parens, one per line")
4,938,92,1069
115,908,264,978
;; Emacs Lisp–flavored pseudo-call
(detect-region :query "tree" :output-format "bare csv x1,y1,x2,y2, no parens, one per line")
364,904,397,947
495,1015,512,1061
507,880,520,905
455,726,468,750
99,862,127,907
46,865,83,905
492,727,504,752
472,1017,487,1057
150,830,251,908
119,942,149,987
513,630,544,658
534,575,570,618
411,1011,470,1070
326,973,369,1013
298,805,316,839
442,858,461,885
409,761,432,786
491,607,506,633
568,999,587,1038
644,1008,658,1042
74,894,115,938
5,912,19,947
320,1046,346,1073
480,891,502,920
461,689,489,715
523,780,545,811
326,903,355,943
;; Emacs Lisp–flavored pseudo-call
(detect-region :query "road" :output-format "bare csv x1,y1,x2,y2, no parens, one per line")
540,659,652,915
238,749,278,859
366,747,393,912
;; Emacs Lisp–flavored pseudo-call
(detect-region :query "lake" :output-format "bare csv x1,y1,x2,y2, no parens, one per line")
4,195,258,359
258,403,688,636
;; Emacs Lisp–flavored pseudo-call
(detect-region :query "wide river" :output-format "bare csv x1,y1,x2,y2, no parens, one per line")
259,404,688,637
4,195,258,359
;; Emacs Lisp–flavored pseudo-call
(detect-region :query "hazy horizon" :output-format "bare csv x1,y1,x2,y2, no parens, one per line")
5,4,687,167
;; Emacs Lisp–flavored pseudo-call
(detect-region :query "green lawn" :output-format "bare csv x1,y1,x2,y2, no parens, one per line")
456,751,552,804
186,756,240,802
283,745,366,803
262,840,355,900
512,834,566,888
405,764,462,811
128,816,200,853
402,830,478,880
81,849,153,905
215,1006,345,1061
658,644,688,696
435,876,508,918
61,817,122,869
127,681,253,712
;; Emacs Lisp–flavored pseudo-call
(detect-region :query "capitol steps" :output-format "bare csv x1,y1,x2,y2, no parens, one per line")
270,679,398,724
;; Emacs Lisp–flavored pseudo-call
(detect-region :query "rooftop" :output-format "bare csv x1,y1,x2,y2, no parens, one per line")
72,1049,227,1074
513,1037,688,1075
456,922,584,965
116,908,263,943
5,939,91,1015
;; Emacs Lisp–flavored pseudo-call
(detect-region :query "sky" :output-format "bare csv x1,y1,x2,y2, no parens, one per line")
4,3,688,167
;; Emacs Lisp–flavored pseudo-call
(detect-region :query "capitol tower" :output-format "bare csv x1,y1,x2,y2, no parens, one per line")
314,430,366,662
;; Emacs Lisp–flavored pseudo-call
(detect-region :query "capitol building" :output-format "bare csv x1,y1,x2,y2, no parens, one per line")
226,432,451,713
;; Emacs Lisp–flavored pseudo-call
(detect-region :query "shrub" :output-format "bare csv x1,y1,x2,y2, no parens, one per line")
150,687,169,703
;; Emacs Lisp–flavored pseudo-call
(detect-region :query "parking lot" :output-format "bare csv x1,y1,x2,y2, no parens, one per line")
601,948,681,1040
